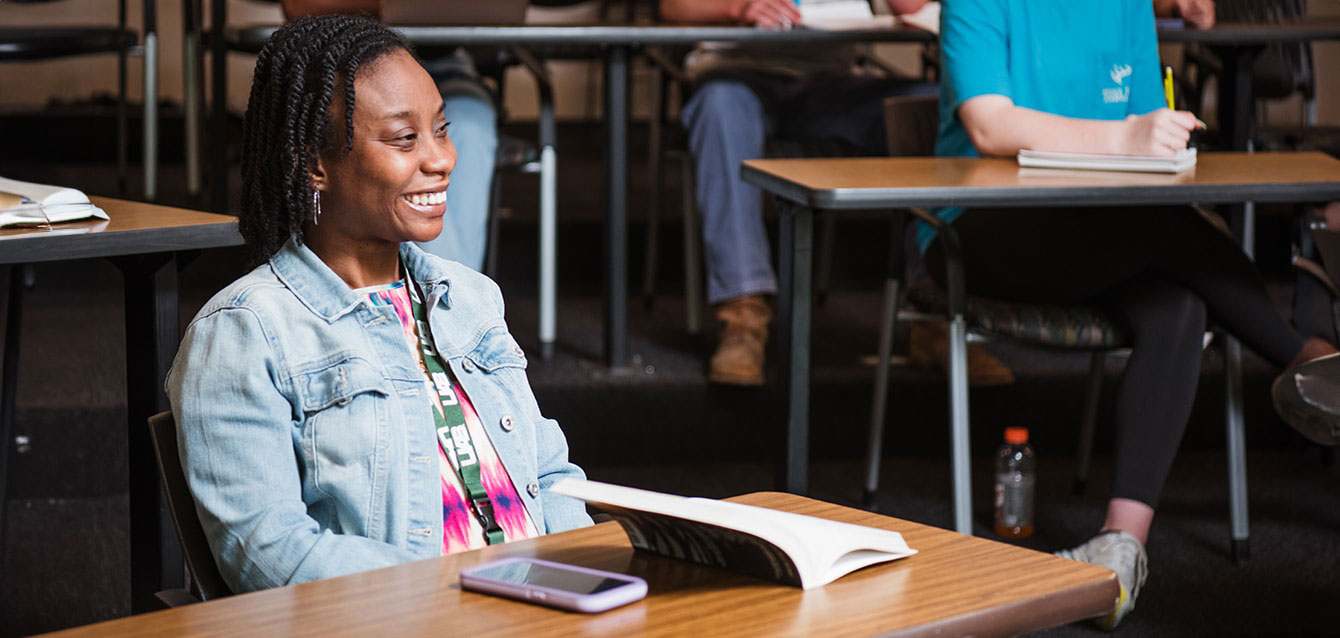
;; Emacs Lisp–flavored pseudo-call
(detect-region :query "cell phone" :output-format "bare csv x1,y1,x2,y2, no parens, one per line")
459,557,648,613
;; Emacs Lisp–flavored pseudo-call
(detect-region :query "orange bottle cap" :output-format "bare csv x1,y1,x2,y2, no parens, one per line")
1004,427,1029,444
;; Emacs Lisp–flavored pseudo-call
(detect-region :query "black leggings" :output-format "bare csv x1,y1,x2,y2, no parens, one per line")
925,206,1304,508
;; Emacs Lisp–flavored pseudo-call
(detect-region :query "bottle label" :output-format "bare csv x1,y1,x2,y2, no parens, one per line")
994,472,1035,528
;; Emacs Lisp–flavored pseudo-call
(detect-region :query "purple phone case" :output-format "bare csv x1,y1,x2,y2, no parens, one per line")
459,557,648,613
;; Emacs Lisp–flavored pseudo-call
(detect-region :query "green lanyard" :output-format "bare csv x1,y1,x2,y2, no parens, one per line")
406,273,504,545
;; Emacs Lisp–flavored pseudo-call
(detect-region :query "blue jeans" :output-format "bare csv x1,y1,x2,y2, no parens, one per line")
682,73,935,304
416,55,498,272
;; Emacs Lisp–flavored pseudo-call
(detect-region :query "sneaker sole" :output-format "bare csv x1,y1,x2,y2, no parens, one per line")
1272,373,1340,446
1095,585,1130,631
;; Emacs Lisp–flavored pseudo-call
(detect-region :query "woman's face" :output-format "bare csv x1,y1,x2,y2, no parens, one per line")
313,49,456,248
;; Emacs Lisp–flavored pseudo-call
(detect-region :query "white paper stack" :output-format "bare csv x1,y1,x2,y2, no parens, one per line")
1017,148,1197,173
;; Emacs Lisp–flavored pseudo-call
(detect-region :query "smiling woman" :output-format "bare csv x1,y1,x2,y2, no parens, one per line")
165,15,591,595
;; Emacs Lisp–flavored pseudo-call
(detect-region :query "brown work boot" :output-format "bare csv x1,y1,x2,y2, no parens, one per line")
709,295,772,386
907,321,1015,387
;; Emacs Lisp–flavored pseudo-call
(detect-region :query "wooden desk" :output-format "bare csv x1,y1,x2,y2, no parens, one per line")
49,492,1117,637
0,196,242,613
740,152,1340,534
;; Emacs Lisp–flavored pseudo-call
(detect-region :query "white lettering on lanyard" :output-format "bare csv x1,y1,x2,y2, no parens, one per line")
438,423,478,468
431,372,459,405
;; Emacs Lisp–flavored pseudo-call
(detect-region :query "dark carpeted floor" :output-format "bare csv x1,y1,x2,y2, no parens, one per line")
1,119,1337,636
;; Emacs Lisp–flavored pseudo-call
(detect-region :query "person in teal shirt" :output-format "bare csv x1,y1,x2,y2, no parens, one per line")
924,0,1338,629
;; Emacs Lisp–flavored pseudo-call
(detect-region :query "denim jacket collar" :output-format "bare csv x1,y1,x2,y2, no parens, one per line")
269,237,454,322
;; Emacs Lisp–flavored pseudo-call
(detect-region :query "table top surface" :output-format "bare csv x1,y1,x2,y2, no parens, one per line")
741,151,1340,210
229,17,1340,48
0,196,242,264
52,492,1115,638
1156,16,1340,44
231,22,934,49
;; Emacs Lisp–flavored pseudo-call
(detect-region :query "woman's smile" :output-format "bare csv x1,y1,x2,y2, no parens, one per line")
401,188,447,214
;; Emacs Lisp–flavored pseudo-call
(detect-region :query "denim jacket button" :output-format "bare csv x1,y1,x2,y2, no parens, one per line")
462,359,477,373
500,415,515,431
336,397,351,407
526,481,540,498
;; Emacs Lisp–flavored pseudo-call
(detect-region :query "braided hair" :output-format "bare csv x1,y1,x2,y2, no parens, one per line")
239,15,413,264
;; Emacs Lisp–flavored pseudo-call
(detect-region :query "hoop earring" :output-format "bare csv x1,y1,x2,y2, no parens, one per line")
312,190,322,225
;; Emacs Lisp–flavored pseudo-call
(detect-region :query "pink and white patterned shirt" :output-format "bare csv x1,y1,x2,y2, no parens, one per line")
361,281,538,554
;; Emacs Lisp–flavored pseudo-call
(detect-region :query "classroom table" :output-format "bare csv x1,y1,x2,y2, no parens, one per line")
740,151,1340,535
207,15,935,369
0,196,243,613
48,491,1118,637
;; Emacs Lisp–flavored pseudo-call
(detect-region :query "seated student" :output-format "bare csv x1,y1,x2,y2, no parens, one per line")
166,16,589,593
282,0,498,272
930,0,1336,629
659,0,936,386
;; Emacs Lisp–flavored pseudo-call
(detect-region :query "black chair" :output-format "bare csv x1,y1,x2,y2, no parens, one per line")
146,411,233,604
0,0,142,193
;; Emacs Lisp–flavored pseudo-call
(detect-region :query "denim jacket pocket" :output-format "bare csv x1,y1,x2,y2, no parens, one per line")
298,358,390,502
463,327,527,373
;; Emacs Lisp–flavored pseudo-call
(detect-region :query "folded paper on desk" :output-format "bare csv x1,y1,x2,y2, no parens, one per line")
1017,148,1197,173
0,176,108,228
551,479,917,589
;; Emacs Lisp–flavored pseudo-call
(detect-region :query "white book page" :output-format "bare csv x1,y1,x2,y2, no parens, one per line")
799,0,876,29
897,1,939,34
0,176,90,209
552,480,916,589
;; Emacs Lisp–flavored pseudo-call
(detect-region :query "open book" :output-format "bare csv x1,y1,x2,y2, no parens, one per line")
551,479,917,589
0,176,109,228
1017,148,1197,173
798,0,939,33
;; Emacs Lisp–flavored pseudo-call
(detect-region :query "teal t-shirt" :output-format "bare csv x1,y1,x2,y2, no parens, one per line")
917,0,1167,251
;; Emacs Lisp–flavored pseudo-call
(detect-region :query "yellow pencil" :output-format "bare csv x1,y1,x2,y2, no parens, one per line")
1163,66,1175,110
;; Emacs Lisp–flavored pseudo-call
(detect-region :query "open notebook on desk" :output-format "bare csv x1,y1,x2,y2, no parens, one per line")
0,176,109,228
1017,148,1197,173
798,0,939,32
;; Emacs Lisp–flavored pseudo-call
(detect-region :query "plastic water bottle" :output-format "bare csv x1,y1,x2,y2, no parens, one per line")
994,427,1035,539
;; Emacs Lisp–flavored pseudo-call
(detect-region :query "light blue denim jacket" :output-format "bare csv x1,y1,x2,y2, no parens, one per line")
166,238,591,594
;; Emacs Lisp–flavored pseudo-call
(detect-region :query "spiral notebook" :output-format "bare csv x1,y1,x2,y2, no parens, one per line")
1017,148,1197,173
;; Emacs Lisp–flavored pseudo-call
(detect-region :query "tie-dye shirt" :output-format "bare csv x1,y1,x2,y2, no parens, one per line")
360,280,538,555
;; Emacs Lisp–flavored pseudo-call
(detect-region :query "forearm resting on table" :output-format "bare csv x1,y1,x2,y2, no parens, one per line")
959,95,1128,157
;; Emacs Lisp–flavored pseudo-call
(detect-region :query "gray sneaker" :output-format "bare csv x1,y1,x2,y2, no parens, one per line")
1055,530,1148,630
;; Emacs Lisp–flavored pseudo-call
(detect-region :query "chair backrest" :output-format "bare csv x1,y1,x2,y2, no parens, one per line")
883,95,940,157
147,411,233,601
1217,0,1313,100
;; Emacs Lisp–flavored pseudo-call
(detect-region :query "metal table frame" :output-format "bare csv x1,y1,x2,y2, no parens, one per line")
742,154,1340,537
191,16,934,369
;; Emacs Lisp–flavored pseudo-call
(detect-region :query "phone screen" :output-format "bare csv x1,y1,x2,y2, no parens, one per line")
468,561,630,595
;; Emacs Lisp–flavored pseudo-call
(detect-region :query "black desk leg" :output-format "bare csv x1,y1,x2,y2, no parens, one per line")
1216,45,1261,563
604,44,630,370
774,199,813,495
0,265,24,593
111,253,185,613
